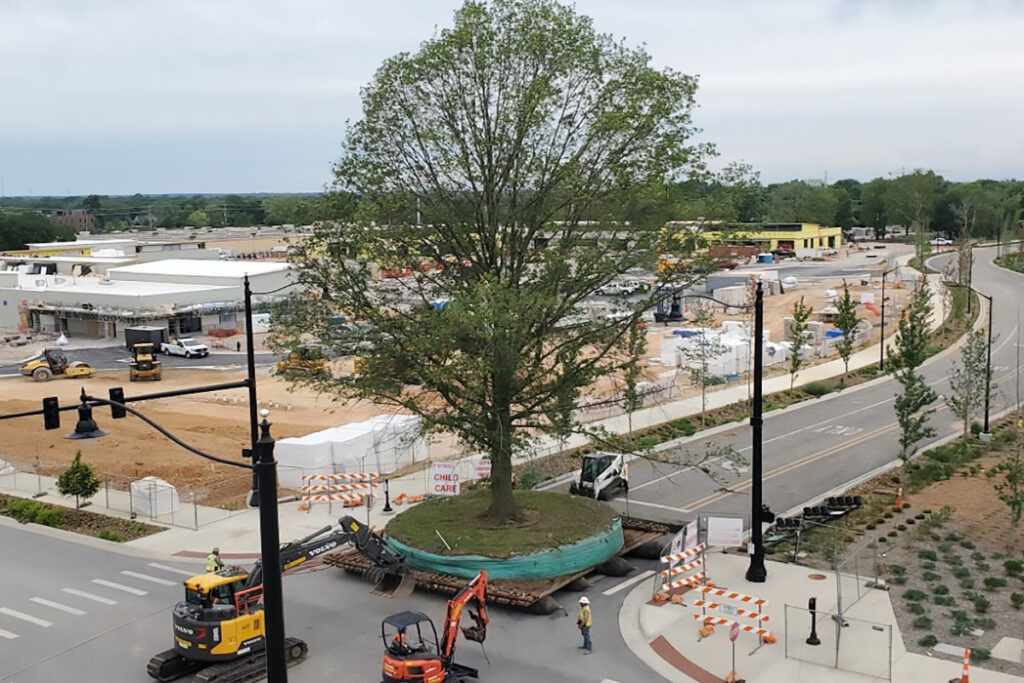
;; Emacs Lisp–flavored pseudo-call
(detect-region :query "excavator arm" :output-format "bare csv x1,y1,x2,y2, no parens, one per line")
244,523,352,589
337,515,414,597
440,570,489,662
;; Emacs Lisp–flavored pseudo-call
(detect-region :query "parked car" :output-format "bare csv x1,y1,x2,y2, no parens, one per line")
717,260,740,270
930,238,953,246
160,337,209,358
596,282,630,296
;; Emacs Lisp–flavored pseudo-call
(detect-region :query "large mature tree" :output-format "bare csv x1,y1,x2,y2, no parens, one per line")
275,0,710,522
764,180,838,225
0,212,74,250
860,177,889,237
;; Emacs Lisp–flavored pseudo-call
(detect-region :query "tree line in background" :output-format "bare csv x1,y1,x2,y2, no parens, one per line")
0,192,331,236
0,212,75,251
2,167,1021,247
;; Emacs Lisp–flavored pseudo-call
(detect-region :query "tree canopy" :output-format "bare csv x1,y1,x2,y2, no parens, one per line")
0,212,75,251
274,0,711,522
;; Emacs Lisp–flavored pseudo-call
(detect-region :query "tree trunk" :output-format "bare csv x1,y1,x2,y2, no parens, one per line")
486,415,520,522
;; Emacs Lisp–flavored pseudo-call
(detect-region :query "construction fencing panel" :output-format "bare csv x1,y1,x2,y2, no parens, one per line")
835,542,882,616
784,604,892,680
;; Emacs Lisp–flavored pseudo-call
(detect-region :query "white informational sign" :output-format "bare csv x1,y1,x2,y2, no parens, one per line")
475,458,492,479
430,462,460,496
684,519,698,551
669,529,685,558
707,516,744,548
719,603,739,617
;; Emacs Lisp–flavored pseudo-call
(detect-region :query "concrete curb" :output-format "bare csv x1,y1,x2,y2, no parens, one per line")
0,512,188,562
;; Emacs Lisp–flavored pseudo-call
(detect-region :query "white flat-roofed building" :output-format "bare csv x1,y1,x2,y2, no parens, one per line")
0,261,295,339
107,259,294,292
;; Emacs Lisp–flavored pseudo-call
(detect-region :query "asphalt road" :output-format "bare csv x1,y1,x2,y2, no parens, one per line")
0,521,661,683
595,248,1022,529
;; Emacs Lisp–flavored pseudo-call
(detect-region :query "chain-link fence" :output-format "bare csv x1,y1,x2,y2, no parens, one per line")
784,603,892,680
835,540,883,616
101,471,254,530
0,464,255,531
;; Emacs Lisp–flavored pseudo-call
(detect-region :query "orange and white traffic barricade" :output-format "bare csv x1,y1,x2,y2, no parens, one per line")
692,585,773,646
655,541,708,600
298,473,379,511
692,614,775,645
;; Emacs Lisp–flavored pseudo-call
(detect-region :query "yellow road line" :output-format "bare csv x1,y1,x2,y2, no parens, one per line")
682,366,1020,512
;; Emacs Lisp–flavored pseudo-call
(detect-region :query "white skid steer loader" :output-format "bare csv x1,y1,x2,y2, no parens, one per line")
570,452,628,501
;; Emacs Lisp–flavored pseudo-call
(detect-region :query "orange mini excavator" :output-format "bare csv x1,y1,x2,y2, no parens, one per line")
380,570,489,683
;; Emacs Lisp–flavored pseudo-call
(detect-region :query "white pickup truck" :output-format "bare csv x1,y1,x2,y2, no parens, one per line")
160,337,209,358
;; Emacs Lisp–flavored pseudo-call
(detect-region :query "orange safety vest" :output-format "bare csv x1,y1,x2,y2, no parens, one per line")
577,605,592,627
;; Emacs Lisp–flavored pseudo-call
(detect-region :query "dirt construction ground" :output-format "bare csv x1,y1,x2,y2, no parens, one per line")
0,368,398,507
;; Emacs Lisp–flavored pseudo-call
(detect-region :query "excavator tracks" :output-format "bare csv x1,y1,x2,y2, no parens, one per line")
147,638,308,683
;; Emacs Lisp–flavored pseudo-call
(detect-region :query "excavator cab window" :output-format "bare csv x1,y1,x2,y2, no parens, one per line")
382,613,437,657
210,579,245,605
185,588,210,608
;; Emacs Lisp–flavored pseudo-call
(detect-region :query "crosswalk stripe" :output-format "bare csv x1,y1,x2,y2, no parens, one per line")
29,598,85,616
148,562,194,577
60,588,117,605
92,579,147,596
121,571,176,586
0,607,52,628
0,628,18,640
601,569,656,596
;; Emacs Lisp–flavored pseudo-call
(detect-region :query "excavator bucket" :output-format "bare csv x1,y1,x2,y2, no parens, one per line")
461,625,486,643
365,565,415,599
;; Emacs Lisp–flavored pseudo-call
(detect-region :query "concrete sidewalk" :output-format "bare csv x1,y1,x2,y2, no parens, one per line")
619,552,1021,683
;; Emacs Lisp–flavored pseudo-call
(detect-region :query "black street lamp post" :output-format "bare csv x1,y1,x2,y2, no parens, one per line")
669,282,769,582
982,291,993,435
945,282,994,437
744,281,767,583
879,267,896,371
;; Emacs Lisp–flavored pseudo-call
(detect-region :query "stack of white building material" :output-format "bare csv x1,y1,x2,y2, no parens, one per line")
276,414,426,488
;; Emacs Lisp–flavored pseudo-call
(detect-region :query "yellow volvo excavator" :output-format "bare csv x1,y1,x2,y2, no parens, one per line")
147,516,412,683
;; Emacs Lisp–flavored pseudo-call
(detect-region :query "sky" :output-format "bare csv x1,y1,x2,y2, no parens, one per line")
1,0,1022,196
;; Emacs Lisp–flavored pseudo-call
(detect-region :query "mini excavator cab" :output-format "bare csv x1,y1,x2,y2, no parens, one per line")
381,571,488,683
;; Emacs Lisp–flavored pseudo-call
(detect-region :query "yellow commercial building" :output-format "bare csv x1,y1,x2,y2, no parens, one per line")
665,222,843,253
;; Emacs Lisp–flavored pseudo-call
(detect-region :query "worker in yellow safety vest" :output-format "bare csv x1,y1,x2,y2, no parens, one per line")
576,596,592,654
206,547,224,572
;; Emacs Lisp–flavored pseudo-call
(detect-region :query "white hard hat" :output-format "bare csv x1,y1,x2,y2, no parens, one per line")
579,596,590,604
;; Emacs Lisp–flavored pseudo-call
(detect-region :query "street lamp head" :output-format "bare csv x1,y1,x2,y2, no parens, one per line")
66,401,107,440
260,408,270,418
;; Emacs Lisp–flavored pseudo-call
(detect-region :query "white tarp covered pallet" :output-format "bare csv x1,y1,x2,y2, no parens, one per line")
131,476,181,517
277,414,426,488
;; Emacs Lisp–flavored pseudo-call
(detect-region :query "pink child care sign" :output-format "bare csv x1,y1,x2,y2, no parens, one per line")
430,462,460,496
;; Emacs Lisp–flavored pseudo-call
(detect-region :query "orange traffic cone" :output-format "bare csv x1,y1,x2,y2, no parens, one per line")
959,648,970,683
895,486,903,509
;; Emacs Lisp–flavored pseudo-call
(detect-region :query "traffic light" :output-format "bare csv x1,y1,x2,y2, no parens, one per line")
43,397,60,430
109,387,127,419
